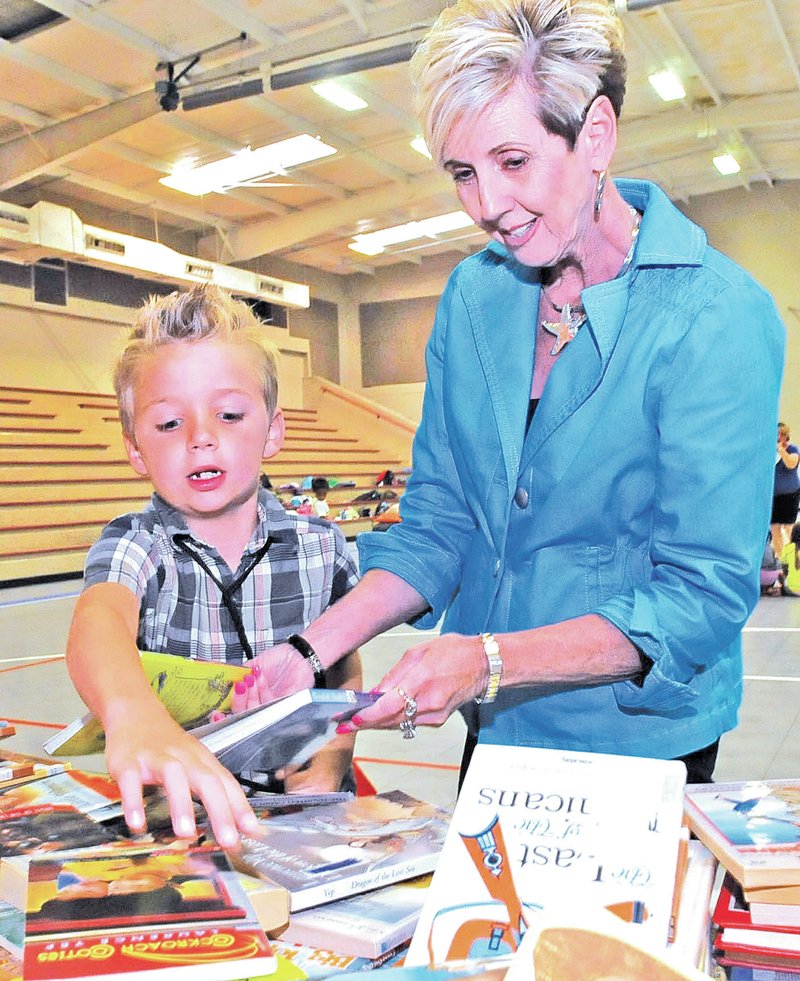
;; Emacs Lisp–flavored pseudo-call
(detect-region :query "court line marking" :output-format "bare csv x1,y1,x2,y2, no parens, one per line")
0,591,80,610
744,626,800,632
0,716,63,730
0,655,64,671
355,755,458,772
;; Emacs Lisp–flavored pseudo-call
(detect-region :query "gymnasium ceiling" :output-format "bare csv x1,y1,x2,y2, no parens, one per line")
0,0,798,286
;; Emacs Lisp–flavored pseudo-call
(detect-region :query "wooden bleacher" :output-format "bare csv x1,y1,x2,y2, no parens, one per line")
0,385,408,585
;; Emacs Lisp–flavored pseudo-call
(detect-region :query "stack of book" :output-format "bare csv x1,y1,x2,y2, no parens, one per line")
684,778,800,978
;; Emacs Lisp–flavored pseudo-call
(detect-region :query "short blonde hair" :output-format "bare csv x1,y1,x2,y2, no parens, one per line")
114,284,279,438
410,0,626,165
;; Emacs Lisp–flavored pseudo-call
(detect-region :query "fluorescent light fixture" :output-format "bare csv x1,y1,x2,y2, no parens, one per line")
410,136,432,159
712,152,741,176
648,70,685,102
349,210,475,255
311,80,367,111
160,134,337,196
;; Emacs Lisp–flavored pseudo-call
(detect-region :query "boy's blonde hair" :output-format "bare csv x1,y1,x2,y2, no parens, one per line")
410,0,626,166
114,284,279,438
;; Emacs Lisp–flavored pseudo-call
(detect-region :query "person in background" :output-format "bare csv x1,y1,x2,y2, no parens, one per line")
780,522,800,597
772,422,800,552
235,0,784,789
66,285,361,846
310,476,331,518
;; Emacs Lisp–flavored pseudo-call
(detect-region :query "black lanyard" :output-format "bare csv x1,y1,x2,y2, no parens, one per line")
174,535,273,661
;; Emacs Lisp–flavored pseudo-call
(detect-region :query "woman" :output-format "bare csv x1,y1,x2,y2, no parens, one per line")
772,422,800,552
243,0,784,784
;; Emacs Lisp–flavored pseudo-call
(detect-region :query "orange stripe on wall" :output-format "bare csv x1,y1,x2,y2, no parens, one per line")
354,755,459,772
0,657,64,674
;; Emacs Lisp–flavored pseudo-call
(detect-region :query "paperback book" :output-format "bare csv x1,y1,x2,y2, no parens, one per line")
0,802,119,861
406,744,687,967
712,872,800,966
22,841,276,981
0,769,120,816
278,873,432,957
232,790,450,912
684,779,800,892
0,751,68,790
192,688,380,775
43,650,251,756
269,938,407,979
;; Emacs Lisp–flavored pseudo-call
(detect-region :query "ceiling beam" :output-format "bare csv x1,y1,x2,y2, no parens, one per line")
33,0,176,61
200,172,451,260
0,36,122,101
0,91,161,193
188,0,287,47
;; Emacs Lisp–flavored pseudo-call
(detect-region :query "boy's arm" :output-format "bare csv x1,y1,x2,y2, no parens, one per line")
277,648,363,794
66,582,258,846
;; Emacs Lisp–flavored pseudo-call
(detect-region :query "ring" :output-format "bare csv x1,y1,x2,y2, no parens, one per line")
394,686,418,738
400,719,416,739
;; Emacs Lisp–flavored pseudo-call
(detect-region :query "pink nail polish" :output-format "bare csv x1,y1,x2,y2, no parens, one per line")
351,715,364,727
245,674,255,688
235,681,247,695
369,687,383,695
252,664,261,677
336,723,353,735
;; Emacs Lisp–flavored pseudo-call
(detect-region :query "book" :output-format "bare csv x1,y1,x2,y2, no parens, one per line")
192,688,380,775
43,650,251,756
406,744,687,967
269,938,408,979
713,873,800,949
669,839,717,970
0,751,69,790
278,873,432,958
0,948,21,981
0,769,120,816
237,872,290,935
747,883,800,905
0,724,14,742
0,898,23,957
751,901,800,929
684,780,800,892
232,790,451,912
503,906,709,981
0,802,119,862
22,841,276,980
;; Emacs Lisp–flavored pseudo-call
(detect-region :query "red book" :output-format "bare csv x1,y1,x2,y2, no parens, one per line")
713,874,800,971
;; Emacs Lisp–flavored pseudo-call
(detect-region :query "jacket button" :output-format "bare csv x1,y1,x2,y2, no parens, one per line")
514,486,529,509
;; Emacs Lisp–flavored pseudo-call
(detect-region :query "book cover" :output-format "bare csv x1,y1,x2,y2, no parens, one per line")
0,770,120,816
278,873,432,957
43,651,251,756
684,780,800,891
0,724,14,742
713,873,800,948
0,898,23,957
232,790,450,912
22,842,276,981
193,689,380,775
269,938,407,979
406,744,687,967
669,839,717,970
0,947,21,981
0,803,120,860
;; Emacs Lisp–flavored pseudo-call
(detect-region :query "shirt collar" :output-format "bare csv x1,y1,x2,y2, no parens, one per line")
151,486,298,553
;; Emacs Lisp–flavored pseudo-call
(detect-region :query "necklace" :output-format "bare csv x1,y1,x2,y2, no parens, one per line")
540,206,641,357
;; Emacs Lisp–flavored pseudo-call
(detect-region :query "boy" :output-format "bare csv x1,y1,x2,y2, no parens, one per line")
310,476,330,518
66,285,361,848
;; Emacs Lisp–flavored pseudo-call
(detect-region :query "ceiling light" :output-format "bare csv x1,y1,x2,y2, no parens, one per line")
349,211,475,255
410,137,432,159
159,134,337,196
648,70,686,102
311,80,367,111
712,152,741,176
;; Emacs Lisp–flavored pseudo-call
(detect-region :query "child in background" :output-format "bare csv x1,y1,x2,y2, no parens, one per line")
66,285,361,848
780,522,800,596
310,476,331,518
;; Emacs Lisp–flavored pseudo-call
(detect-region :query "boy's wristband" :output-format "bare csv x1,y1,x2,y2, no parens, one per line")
286,634,326,688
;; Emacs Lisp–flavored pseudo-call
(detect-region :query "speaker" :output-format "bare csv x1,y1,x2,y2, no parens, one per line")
33,259,68,306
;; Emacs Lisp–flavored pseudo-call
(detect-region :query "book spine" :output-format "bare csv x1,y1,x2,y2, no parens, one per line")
291,857,438,913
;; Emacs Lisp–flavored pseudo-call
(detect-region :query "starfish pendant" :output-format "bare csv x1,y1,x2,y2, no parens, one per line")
541,303,587,356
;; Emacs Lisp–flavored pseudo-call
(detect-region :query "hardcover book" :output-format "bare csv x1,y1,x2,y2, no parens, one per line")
192,688,380,775
231,790,450,912
712,872,800,949
278,873,432,957
684,779,800,891
43,650,251,756
22,841,276,981
406,744,687,967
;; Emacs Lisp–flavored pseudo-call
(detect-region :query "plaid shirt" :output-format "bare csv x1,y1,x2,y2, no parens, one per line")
83,488,359,664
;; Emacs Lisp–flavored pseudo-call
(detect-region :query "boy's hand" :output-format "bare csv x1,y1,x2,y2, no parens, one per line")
230,643,315,712
104,708,259,848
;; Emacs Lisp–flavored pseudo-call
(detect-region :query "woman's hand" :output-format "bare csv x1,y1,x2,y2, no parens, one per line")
104,706,258,848
337,633,487,733
230,644,316,713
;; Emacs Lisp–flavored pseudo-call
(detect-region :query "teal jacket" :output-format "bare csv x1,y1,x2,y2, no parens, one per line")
358,179,785,759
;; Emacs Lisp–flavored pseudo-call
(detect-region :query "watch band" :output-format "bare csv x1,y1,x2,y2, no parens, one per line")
475,632,503,704
286,634,326,688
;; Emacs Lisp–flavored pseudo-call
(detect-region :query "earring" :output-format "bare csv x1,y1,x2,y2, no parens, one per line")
594,169,607,221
